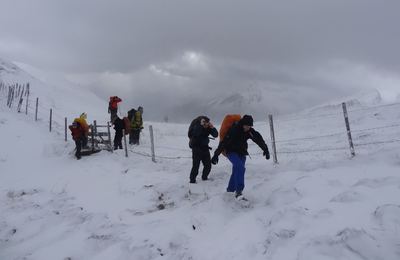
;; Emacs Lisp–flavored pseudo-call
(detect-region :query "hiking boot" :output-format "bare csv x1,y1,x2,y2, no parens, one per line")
201,177,208,181
235,191,243,198
189,180,196,184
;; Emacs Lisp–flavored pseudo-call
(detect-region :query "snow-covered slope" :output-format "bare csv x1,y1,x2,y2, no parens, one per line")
1,59,400,260
0,58,107,124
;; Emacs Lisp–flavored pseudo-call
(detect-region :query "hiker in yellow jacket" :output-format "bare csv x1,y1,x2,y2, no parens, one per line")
129,106,143,145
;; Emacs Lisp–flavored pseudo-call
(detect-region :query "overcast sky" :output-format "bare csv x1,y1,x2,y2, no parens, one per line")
1,0,400,121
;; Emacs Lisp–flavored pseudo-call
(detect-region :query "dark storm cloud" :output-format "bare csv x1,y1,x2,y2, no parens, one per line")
1,0,400,121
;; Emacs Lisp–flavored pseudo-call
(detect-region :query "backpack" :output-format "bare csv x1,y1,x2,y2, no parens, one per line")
188,116,207,148
219,114,241,142
123,117,131,135
127,108,136,121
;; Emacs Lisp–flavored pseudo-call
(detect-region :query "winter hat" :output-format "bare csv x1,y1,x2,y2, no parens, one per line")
240,115,253,126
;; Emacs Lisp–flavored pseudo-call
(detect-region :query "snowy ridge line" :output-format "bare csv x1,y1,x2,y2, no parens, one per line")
275,101,400,123
2,84,400,161
273,123,400,144
347,101,400,113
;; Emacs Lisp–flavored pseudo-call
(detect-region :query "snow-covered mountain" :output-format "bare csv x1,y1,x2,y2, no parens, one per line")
1,58,400,260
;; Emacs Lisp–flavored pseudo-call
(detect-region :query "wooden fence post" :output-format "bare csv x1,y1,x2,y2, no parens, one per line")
342,102,356,157
17,85,24,112
107,122,113,152
35,98,39,121
65,117,68,142
149,125,156,163
91,124,95,152
7,87,10,107
25,88,29,115
268,114,278,164
93,120,98,137
49,109,52,132
123,129,128,157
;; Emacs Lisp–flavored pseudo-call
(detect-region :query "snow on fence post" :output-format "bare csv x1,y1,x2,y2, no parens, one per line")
107,122,113,153
268,114,278,164
149,125,156,163
49,109,52,132
64,117,68,142
35,98,39,121
342,102,356,157
123,129,128,157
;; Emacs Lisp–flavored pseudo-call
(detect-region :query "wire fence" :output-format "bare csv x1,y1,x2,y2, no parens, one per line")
1,81,400,163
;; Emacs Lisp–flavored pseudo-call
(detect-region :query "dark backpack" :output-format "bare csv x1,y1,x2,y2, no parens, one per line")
127,109,136,121
188,116,207,148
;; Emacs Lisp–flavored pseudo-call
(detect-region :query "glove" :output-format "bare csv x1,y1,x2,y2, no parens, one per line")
263,150,270,160
211,155,219,165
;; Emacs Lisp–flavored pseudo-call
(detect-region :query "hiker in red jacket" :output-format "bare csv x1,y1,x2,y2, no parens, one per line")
69,120,88,160
108,96,122,123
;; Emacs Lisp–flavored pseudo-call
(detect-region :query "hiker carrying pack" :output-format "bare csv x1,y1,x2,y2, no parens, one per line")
129,106,144,145
108,96,122,123
211,115,270,199
218,114,241,155
188,115,218,183
69,113,89,160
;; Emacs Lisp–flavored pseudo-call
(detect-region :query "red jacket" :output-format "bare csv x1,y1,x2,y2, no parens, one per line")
69,124,86,141
109,96,122,110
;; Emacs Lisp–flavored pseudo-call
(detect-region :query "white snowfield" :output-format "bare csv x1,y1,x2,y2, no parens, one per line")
1,60,400,260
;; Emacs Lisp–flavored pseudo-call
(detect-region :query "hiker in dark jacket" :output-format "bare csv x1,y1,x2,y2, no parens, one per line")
189,116,218,183
211,115,270,198
113,116,125,150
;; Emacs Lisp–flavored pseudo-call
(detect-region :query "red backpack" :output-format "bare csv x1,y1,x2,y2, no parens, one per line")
219,114,241,155
123,117,131,135
219,114,241,142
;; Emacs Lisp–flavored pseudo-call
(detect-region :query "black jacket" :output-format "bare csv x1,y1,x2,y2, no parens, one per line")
190,124,218,149
113,117,125,136
215,122,268,156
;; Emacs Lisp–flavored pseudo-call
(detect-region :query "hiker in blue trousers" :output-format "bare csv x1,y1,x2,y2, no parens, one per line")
211,115,270,199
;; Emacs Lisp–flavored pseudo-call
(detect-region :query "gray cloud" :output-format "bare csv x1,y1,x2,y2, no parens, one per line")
1,0,400,121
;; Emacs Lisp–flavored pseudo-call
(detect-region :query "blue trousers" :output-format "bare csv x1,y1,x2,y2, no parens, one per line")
227,153,246,193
